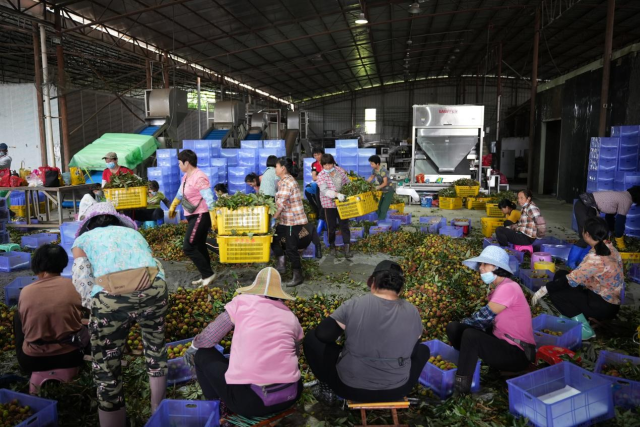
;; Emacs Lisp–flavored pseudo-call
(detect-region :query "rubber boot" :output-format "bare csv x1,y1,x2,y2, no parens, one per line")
317,219,326,235
287,269,304,287
571,313,596,340
315,242,323,259
453,375,473,397
149,375,167,414
567,245,585,269
275,256,286,274
343,244,353,259
329,244,337,257
156,219,164,226
98,408,126,427
615,236,626,251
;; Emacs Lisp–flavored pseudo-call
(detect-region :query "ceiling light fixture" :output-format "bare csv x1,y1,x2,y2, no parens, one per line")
355,12,368,24
408,2,422,14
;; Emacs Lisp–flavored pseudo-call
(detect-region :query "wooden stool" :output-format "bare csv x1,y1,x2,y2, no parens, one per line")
29,367,80,394
347,399,409,427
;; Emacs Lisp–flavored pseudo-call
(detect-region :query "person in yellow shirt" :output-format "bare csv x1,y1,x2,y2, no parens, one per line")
499,199,521,226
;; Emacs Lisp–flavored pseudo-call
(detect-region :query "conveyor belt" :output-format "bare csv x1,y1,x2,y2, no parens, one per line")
137,126,161,136
203,129,230,140
244,132,262,140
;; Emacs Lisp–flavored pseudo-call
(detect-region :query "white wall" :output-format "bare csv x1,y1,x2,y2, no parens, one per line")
0,83,60,170
501,137,528,157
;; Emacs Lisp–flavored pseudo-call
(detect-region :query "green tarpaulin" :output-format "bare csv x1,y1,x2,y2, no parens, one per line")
69,133,159,170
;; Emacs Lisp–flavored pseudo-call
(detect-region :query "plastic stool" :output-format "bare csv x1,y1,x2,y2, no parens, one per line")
347,399,410,427
536,345,581,366
531,252,552,269
0,244,20,253
29,367,80,394
513,245,533,255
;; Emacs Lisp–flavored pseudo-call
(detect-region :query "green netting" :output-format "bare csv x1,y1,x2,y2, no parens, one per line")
69,133,159,170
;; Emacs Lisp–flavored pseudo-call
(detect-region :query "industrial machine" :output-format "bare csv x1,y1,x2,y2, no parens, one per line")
406,104,485,191
138,88,188,148
202,100,247,147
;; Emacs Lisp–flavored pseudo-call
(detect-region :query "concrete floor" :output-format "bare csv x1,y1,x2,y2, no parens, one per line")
2,195,638,311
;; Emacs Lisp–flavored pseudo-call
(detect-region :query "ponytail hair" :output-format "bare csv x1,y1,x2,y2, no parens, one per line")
584,217,611,256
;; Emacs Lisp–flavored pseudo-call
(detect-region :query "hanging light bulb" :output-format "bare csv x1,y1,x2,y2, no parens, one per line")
355,12,368,24
408,2,422,14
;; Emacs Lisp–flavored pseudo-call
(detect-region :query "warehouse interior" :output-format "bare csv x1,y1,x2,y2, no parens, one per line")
1,1,640,426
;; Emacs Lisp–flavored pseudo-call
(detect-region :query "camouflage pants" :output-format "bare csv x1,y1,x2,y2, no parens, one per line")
89,276,168,411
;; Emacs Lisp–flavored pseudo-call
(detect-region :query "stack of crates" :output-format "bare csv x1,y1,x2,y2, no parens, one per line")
587,133,640,192
0,197,9,243
357,148,375,178
9,191,46,218
228,166,253,195
336,139,358,174
149,149,181,201
303,158,315,190
611,126,640,238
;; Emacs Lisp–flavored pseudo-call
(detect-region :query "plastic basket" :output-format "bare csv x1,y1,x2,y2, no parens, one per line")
378,219,401,232
388,213,411,225
482,238,500,249
439,197,462,210
519,269,554,291
503,247,524,263
439,226,463,238
21,233,59,249
541,244,572,262
389,203,405,214
60,222,81,246
4,276,38,306
104,186,148,210
0,389,58,427
216,206,269,236
0,251,31,272
10,202,47,218
486,203,503,217
323,231,344,247
302,244,316,259
418,340,481,400
419,217,446,234
167,339,223,386
336,191,378,220
481,217,504,238
145,399,220,427
507,362,614,427
533,236,565,251
620,252,640,262
0,208,9,223
369,225,391,235
357,212,378,222
455,185,480,197
629,264,640,283
350,227,364,241
594,350,640,410
532,314,582,350
217,235,272,263
466,197,491,210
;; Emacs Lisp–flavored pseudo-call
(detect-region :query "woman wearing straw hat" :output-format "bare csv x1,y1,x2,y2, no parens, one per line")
303,261,429,404
446,246,535,396
71,202,168,426
184,267,304,418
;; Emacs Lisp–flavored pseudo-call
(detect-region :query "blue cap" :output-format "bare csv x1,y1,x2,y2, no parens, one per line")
0,143,7,150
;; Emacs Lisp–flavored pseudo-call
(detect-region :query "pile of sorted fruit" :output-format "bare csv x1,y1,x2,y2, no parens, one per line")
612,236,640,252
340,178,378,197
452,178,480,187
0,305,16,355
214,192,276,214
139,223,188,261
488,190,517,202
167,342,192,360
601,359,640,380
0,399,33,426
541,329,563,337
103,174,146,189
531,271,550,279
428,355,457,371
437,187,457,198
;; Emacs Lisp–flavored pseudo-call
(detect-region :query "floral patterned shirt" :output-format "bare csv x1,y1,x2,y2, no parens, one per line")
567,242,624,305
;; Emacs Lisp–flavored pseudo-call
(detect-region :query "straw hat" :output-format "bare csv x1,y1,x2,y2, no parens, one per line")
462,245,513,274
236,267,295,301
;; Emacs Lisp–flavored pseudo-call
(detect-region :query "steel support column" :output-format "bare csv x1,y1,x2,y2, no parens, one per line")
163,52,170,89
32,23,47,167
146,59,152,89
55,7,70,171
598,0,615,137
527,7,540,189
496,42,502,170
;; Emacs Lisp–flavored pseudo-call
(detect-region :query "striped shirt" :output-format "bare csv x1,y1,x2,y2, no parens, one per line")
275,174,308,226
593,191,633,216
512,202,546,239
317,167,349,209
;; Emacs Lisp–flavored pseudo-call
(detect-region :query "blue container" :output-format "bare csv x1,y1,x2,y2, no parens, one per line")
325,148,337,157
389,213,411,225
358,212,378,222
4,276,38,306
220,149,239,167
0,389,58,427
532,314,582,350
594,350,640,410
302,244,316,259
419,216,446,234
519,269,554,291
263,139,285,149
611,125,640,137
335,139,358,148
350,227,364,241
156,149,178,159
507,362,614,427
624,172,640,189
145,399,220,427
532,236,566,251
369,225,391,235
508,255,521,277
482,238,500,249
541,244,572,262
241,140,262,149
420,195,433,207
21,233,58,249
323,231,345,247
378,219,401,232
418,340,481,400
439,226,463,238
504,247,524,263
60,222,81,246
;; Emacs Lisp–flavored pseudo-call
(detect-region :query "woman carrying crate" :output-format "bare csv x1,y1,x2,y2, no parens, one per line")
531,217,624,340
303,261,428,404
167,150,217,288
367,155,395,220
184,267,304,418
316,153,352,259
272,157,308,287
70,202,168,426
494,189,546,247
446,246,536,396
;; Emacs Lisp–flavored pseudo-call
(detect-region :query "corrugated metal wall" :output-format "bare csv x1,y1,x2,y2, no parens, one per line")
304,78,531,143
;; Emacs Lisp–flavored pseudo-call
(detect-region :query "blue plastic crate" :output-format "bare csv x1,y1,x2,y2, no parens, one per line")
220,149,239,167
439,226,463,238
611,125,640,137
519,269,555,291
357,212,378,222
302,243,316,259
21,233,59,249
389,213,411,225
61,243,73,260
167,338,223,386
0,389,58,427
482,237,500,248
156,149,178,159
541,244,572,262
625,224,640,238
241,140,262,149
507,362,614,427
4,276,38,306
323,231,344,247
532,314,582,350
60,221,81,246
418,340,481,400
624,172,640,189
369,225,391,235
335,139,358,148
0,209,10,223
263,140,285,149
533,236,565,251
503,247,524,263
594,350,640,410
145,399,220,427
350,227,364,241
0,230,9,244
419,217,446,234
378,219,401,232
509,255,520,277
325,148,337,156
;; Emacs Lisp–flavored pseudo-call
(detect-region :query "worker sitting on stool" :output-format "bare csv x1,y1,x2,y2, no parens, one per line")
495,189,546,247
303,261,428,404
568,186,640,268
532,217,624,340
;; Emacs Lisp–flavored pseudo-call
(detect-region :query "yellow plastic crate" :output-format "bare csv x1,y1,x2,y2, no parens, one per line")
348,176,358,182
455,185,480,197
481,217,504,238
466,197,491,210
10,202,46,217
620,252,640,262
486,203,503,217
104,186,148,210
336,191,379,219
218,235,272,263
308,212,317,221
389,203,405,214
216,206,269,236
439,197,463,210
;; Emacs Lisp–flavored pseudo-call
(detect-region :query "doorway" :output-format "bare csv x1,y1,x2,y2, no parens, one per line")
541,120,561,195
